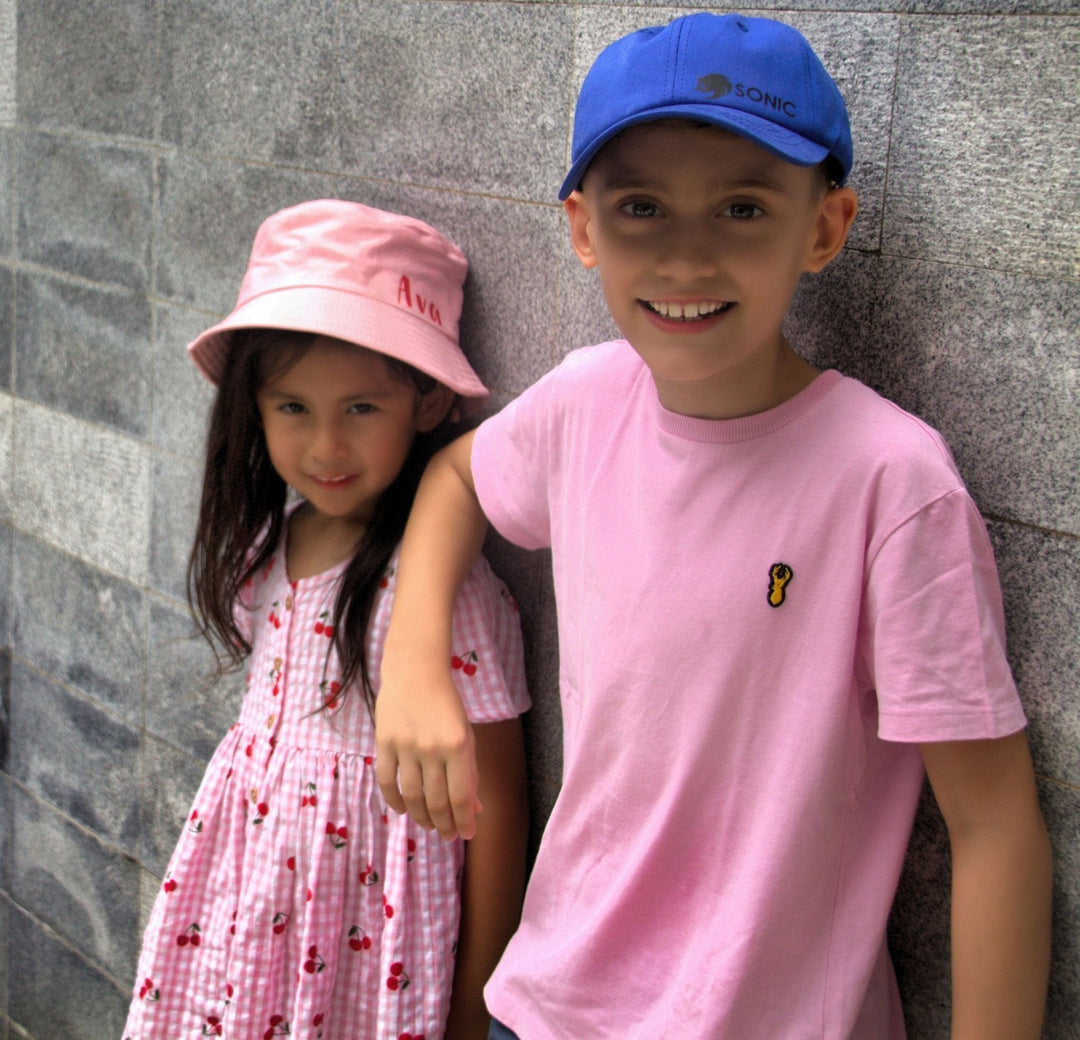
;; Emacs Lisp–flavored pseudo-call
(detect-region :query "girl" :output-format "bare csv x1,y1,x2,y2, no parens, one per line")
123,200,530,1040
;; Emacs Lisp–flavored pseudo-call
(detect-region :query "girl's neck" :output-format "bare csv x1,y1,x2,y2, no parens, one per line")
285,502,365,581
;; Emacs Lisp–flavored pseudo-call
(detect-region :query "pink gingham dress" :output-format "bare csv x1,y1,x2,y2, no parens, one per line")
123,537,528,1040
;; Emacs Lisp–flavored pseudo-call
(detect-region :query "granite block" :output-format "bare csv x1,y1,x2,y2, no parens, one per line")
136,734,209,878
567,8,897,252
0,0,13,127
0,770,11,893
148,448,203,604
0,894,8,1027
0,524,11,650
11,534,146,722
0,266,12,393
6,659,141,852
0,395,10,526
988,521,1080,787
159,0,337,166
784,248,881,380
587,0,1076,11
886,16,1080,279
14,273,152,437
336,2,573,202
888,780,952,1040
7,899,129,1040
868,258,1080,537
1041,778,1080,1039
145,599,242,763
337,179,566,394
16,0,158,138
151,304,216,458
9,784,140,982
554,246,620,362
17,132,153,292
11,400,151,585
154,153,333,313
0,129,13,258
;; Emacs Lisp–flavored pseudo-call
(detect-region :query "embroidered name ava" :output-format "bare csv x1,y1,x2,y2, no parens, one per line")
397,275,444,327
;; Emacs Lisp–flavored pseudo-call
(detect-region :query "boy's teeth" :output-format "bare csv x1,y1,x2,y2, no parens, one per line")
649,301,727,320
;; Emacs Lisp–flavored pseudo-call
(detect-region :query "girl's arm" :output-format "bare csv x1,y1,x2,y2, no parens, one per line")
444,717,529,1040
377,430,489,839
920,731,1052,1040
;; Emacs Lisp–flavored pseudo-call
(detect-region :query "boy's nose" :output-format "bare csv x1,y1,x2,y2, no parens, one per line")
655,222,719,279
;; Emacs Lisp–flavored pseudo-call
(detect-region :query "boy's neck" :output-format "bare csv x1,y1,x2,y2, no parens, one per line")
650,338,820,421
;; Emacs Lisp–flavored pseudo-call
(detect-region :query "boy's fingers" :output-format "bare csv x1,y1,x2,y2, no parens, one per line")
446,749,481,841
376,748,407,815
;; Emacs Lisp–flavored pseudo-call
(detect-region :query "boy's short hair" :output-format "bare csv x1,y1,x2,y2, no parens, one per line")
560,13,853,199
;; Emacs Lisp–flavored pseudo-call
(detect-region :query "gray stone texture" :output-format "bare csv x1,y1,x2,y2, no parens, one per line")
0,2,1077,1038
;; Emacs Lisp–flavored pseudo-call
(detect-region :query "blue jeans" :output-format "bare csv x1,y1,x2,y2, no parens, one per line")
488,1019,522,1040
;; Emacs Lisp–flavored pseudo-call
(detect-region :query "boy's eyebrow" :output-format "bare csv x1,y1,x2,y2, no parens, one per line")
595,165,792,195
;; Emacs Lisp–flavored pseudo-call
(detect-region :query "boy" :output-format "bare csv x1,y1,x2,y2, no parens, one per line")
377,13,1051,1039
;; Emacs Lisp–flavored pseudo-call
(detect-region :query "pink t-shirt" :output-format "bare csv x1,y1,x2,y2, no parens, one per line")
474,342,1024,1040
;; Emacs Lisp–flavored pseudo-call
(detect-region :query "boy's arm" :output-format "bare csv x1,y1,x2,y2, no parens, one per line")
376,429,489,840
920,731,1052,1040
444,717,529,1040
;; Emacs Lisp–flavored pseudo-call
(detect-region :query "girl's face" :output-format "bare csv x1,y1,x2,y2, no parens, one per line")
256,336,450,532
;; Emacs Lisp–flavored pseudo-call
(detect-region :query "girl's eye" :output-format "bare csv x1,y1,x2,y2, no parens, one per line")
348,403,375,415
620,200,661,219
725,202,764,221
279,402,306,415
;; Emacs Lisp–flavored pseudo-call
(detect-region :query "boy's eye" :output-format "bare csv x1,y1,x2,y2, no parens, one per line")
725,202,764,220
620,200,661,218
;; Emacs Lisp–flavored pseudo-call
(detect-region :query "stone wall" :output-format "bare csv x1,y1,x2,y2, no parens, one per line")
0,2,1076,1037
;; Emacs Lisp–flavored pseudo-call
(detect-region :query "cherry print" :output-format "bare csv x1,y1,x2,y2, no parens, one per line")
303,944,326,974
286,855,296,871
253,800,270,825
272,912,289,935
313,611,335,639
262,1014,290,1039
325,821,348,848
348,925,373,951
451,650,479,677
268,602,283,629
301,781,318,808
138,977,160,1002
176,923,202,947
201,1017,223,1036
383,894,395,918
386,961,410,991
319,678,342,711
189,810,203,834
407,838,416,862
359,864,380,886
163,877,178,893
399,1034,427,1040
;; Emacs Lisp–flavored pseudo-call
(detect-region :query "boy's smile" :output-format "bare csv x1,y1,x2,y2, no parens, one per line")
564,121,856,419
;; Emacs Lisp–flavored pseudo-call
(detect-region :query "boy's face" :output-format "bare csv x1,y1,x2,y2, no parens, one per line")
565,121,855,416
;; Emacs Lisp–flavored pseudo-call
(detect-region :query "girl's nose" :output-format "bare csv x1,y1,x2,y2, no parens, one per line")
310,418,348,460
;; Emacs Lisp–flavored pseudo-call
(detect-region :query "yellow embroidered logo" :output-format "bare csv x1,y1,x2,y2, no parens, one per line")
768,563,793,608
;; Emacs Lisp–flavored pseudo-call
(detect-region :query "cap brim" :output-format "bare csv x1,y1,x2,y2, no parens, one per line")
188,285,489,403
558,103,833,199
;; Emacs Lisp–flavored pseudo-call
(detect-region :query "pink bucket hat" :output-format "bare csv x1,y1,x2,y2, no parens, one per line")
187,200,488,401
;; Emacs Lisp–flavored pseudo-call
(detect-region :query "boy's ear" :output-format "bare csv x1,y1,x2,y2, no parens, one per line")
564,191,599,269
804,186,858,273
416,383,456,432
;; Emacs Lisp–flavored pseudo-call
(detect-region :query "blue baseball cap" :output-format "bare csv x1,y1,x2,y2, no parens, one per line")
559,13,853,199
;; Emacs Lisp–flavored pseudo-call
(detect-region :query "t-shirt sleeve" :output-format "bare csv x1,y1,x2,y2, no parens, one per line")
472,375,557,551
867,487,1026,742
449,554,531,724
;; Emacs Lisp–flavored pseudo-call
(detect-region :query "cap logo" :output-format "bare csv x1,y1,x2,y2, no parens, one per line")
697,73,797,118
397,274,443,328
696,74,732,99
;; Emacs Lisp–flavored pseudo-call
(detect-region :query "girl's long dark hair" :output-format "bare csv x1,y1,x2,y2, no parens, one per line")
187,328,454,711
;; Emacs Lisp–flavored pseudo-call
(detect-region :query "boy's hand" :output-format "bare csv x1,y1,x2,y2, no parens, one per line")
375,672,482,841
